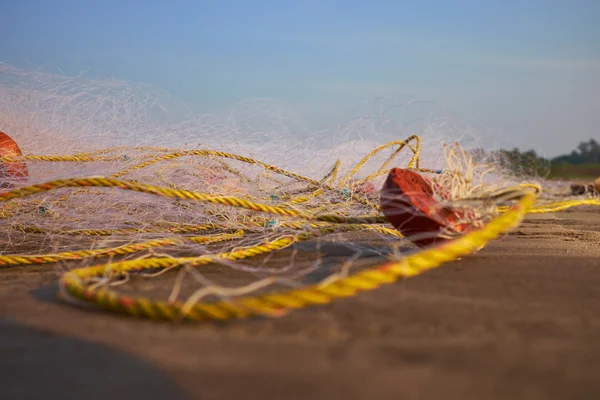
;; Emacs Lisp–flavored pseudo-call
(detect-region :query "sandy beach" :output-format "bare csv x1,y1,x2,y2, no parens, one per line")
1,207,600,400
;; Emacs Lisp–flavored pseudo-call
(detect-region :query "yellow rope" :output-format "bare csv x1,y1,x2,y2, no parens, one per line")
339,135,421,187
0,231,243,267
3,137,599,323
0,176,388,224
56,190,537,321
526,198,600,214
1,144,399,207
7,220,402,239
10,223,218,237
1,155,127,162
109,149,329,185
496,198,600,214
2,222,403,268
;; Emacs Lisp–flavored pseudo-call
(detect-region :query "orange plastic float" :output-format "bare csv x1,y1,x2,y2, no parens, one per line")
0,131,28,187
380,168,470,247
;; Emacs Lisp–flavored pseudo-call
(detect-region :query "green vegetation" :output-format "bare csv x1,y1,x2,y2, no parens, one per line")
548,138,599,179
552,139,600,165
472,139,600,179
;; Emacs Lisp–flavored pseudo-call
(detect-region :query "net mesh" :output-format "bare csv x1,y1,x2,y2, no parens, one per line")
1,65,597,321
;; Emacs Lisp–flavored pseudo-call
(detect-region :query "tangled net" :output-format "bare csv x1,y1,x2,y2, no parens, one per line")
1,65,599,322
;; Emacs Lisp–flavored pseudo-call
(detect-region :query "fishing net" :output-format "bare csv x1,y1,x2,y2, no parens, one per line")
1,65,598,322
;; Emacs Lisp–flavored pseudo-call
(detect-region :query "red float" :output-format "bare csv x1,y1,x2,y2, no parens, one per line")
0,131,28,187
380,168,470,247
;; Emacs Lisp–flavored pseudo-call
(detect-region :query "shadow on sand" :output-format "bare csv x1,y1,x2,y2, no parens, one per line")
0,318,190,400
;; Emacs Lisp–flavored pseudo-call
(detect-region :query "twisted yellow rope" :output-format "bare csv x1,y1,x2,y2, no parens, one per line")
56,190,536,321
1,222,403,268
2,138,598,323
109,149,330,185
527,198,600,213
496,198,600,214
1,155,128,162
0,231,243,267
338,135,421,187
7,220,401,239
0,176,387,224
1,176,596,273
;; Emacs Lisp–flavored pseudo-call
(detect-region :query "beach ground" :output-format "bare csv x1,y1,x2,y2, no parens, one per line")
1,208,600,400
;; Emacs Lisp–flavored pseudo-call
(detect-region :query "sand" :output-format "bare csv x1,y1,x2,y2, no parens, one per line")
1,208,600,400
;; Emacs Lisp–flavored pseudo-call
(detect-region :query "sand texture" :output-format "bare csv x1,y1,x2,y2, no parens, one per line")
1,208,600,400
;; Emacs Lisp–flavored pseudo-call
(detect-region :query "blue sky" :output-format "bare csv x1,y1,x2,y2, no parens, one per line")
1,0,599,156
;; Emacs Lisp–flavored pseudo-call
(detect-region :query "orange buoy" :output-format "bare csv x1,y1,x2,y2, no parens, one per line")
380,168,469,247
0,131,28,188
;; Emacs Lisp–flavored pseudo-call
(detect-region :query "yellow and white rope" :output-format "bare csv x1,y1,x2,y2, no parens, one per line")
2,137,598,323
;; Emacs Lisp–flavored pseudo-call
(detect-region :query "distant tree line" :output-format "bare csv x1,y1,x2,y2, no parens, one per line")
470,138,600,178
552,139,600,164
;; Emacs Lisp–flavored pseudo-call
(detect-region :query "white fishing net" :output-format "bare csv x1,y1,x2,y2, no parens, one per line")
0,64,574,319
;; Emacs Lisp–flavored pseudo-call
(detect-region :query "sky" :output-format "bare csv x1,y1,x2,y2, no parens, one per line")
1,0,599,157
